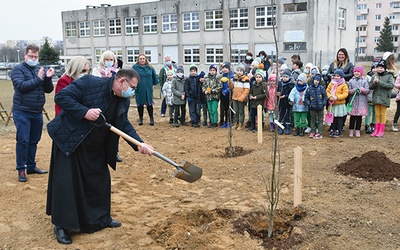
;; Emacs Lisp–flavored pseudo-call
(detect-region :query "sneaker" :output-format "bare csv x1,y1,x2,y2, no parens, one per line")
314,133,323,139
329,130,334,137
333,130,340,138
309,132,315,138
304,127,312,133
392,124,398,132
18,170,27,182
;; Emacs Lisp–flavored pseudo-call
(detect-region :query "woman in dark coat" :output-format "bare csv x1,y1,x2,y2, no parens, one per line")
46,69,153,245
132,54,159,126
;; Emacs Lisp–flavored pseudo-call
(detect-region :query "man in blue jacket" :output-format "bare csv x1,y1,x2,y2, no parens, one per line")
10,44,54,182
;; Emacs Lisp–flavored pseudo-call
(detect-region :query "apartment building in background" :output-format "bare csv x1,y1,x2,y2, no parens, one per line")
357,0,400,60
61,0,356,72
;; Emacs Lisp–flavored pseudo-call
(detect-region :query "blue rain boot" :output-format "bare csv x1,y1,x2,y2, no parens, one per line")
285,124,291,135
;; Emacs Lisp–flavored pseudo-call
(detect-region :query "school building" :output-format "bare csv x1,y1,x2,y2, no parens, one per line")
61,0,357,72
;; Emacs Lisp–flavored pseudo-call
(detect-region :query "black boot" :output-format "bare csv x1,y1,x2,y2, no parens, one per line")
137,106,144,125
365,124,372,134
299,127,305,136
293,127,300,136
147,105,154,125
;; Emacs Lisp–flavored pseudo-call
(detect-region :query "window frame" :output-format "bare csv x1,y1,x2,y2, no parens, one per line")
125,17,139,35
205,45,224,64
162,13,178,33
255,6,277,28
338,8,346,29
230,8,249,29
183,12,200,31
79,21,90,37
183,46,200,64
93,20,105,36
109,18,122,35
205,10,223,30
127,47,140,63
143,15,158,34
66,21,77,37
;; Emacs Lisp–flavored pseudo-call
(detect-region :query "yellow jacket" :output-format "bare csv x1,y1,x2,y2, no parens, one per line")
326,81,348,105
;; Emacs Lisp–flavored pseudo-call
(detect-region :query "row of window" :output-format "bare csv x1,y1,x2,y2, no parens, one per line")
66,6,277,37
356,36,399,43
356,25,399,32
358,2,400,9
95,42,307,65
357,14,400,21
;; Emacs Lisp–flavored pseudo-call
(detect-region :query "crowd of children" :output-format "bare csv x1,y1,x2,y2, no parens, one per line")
157,50,398,139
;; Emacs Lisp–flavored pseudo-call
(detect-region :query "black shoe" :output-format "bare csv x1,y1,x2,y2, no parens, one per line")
18,170,27,182
138,118,143,126
149,118,154,126
27,167,48,174
180,122,188,126
173,123,179,127
54,227,72,245
116,155,123,162
202,121,207,127
169,118,173,124
108,219,122,228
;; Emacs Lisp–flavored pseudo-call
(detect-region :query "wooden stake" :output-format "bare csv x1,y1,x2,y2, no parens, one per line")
257,104,262,144
294,146,302,207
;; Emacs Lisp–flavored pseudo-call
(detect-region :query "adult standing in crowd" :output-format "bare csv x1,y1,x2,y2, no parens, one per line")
158,55,177,117
10,44,54,182
46,68,154,245
55,56,90,116
242,52,254,74
258,50,272,79
132,54,159,125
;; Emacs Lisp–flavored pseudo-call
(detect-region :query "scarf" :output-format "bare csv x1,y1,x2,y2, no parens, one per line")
330,78,345,96
296,84,307,105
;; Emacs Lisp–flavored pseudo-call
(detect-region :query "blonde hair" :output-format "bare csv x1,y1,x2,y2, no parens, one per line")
136,54,153,69
386,54,398,72
99,50,117,68
64,56,90,79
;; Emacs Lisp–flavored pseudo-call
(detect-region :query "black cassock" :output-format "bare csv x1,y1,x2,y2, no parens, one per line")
46,95,122,233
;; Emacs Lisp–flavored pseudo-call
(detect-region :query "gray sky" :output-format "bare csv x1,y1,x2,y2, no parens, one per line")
1,0,154,42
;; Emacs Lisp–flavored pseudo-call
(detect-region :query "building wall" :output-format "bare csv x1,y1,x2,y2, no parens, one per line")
62,0,357,72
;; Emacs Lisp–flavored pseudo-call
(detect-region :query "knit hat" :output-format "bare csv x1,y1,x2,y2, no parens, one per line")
279,64,288,71
383,51,393,60
209,64,217,72
297,73,307,84
246,52,253,57
255,69,266,78
321,65,329,75
198,71,205,79
334,69,344,78
236,63,245,72
268,74,277,82
377,59,387,70
221,62,231,70
305,62,313,69
282,68,292,77
189,64,198,71
353,65,364,75
278,57,286,65
176,65,184,73
314,74,321,82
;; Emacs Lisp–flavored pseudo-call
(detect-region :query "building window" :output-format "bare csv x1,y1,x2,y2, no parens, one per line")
376,3,382,9
110,48,123,60
375,26,381,31
390,2,400,8
390,14,400,20
283,42,307,51
338,8,346,29
93,20,105,36
357,37,366,43
162,14,178,32
125,17,139,34
66,22,77,37
127,48,140,63
393,25,399,31
94,48,106,63
79,21,90,37
357,16,367,20
183,46,200,64
357,26,367,32
375,15,381,20
143,15,157,33
144,47,158,64
109,19,121,35
283,2,307,12
183,12,200,31
205,46,223,64
358,48,366,54
205,10,223,30
392,36,398,42
255,6,276,28
230,8,248,29
374,37,380,42
357,4,367,10
231,47,249,63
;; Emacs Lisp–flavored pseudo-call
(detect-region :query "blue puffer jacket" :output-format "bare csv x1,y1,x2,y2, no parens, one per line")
305,84,328,111
10,62,54,113
47,75,143,170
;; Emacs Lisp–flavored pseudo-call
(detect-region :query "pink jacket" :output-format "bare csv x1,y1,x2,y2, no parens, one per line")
265,83,277,111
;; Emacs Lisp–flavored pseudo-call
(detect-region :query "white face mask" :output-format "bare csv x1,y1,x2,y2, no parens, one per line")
27,59,38,67
246,56,252,60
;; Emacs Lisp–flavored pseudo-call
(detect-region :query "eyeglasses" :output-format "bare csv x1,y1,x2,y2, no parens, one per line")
26,54,38,59
124,78,136,90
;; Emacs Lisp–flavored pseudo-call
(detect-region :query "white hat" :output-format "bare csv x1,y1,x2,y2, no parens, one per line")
383,52,393,60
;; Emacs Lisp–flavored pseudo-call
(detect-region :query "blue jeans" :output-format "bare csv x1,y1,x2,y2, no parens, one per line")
13,110,43,171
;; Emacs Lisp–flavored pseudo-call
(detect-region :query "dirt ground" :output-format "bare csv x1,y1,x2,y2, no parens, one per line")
1,82,400,250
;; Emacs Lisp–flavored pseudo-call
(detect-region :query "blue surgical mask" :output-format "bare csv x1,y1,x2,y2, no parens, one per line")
246,56,252,60
260,55,265,60
27,59,38,67
303,69,309,74
165,61,171,66
122,87,134,98
105,61,113,68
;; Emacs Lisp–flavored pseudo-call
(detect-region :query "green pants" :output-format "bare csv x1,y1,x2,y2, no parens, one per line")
294,112,307,128
207,100,219,123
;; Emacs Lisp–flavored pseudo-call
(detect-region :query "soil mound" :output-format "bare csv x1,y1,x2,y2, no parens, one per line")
336,150,400,181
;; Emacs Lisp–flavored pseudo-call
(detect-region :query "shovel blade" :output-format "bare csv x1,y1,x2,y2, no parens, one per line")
174,161,202,183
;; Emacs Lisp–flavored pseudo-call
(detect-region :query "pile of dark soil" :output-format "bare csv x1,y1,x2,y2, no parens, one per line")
336,150,400,181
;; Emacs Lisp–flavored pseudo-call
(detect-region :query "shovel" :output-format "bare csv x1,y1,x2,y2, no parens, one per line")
93,114,202,183
346,90,358,114
325,101,334,124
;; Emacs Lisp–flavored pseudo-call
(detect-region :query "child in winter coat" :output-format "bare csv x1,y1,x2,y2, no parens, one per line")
185,64,201,127
162,70,175,124
247,69,268,132
305,74,327,139
264,74,278,131
197,71,208,126
277,69,295,134
365,62,378,133
369,59,395,137
219,62,234,128
347,65,370,137
203,64,222,128
171,65,188,127
232,63,250,130
326,69,349,138
289,73,309,136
